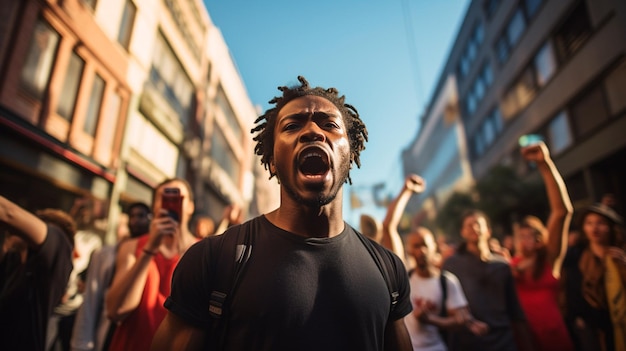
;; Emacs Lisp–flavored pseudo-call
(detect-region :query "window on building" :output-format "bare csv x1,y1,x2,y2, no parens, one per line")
465,94,477,116
94,91,121,165
482,117,496,147
495,1,544,65
554,1,591,62
547,111,573,155
534,41,557,87
117,0,136,50
513,67,536,108
215,85,242,138
150,33,194,125
456,22,484,81
570,86,609,138
472,131,484,159
488,106,504,133
507,9,526,49
463,62,493,116
20,20,60,99
211,125,240,183
495,36,509,64
56,52,85,121
84,74,105,136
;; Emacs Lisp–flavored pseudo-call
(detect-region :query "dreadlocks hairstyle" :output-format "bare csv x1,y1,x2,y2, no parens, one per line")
251,76,368,185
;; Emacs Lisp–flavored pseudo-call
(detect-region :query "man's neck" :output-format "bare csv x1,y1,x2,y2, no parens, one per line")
414,264,434,278
266,204,344,238
466,240,491,261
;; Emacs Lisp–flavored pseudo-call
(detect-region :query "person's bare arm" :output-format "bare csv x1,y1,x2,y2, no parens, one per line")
383,318,412,351
151,312,206,351
381,175,425,266
104,238,150,322
0,195,47,248
521,142,572,272
106,210,180,321
419,305,488,335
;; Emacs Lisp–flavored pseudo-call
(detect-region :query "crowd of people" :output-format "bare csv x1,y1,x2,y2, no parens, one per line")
1,76,625,351
377,143,625,351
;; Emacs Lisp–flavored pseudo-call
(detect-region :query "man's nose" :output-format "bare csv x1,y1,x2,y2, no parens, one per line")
299,122,325,142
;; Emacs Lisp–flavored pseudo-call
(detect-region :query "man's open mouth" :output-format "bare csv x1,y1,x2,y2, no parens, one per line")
298,147,330,176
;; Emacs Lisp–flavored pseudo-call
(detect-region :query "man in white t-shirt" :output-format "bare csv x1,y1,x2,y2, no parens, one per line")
380,174,489,351
404,227,488,351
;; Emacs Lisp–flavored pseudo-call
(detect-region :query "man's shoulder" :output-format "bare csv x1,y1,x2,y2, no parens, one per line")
443,252,467,265
211,216,266,240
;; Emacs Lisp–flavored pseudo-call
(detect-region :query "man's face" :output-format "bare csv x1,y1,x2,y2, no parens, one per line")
128,206,150,237
460,214,490,244
271,95,351,207
406,229,434,269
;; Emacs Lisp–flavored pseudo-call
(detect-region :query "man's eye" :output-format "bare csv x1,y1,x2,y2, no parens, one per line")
324,122,339,129
283,123,299,131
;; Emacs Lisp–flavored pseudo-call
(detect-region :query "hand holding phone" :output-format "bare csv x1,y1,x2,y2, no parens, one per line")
161,187,183,223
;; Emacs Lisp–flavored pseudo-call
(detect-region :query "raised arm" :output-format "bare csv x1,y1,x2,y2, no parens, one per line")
521,142,572,271
0,195,47,249
381,174,426,266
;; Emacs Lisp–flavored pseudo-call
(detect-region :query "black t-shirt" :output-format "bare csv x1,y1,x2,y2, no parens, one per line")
442,248,525,351
165,216,411,351
0,224,74,351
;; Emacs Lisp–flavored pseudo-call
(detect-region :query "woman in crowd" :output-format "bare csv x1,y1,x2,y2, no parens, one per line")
510,141,574,351
561,201,625,351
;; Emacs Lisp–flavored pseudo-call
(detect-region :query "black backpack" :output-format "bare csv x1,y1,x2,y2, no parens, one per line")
206,222,401,350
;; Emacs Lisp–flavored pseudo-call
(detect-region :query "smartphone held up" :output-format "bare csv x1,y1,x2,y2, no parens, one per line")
518,134,543,148
161,187,183,222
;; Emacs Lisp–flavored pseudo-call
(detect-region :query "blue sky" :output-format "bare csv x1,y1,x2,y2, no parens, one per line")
203,0,470,224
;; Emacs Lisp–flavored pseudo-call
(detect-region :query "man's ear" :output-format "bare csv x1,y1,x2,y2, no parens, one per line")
269,158,276,176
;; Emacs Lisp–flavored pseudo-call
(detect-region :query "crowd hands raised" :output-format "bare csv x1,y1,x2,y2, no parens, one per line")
374,141,626,351
2,76,625,351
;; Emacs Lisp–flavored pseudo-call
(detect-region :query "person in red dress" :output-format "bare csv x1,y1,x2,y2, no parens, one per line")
510,141,574,351
105,178,198,351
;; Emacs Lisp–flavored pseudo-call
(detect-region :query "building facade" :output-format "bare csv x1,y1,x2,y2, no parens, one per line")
0,0,277,243
403,0,626,222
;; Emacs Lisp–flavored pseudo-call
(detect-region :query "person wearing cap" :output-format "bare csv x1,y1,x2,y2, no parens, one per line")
561,202,626,351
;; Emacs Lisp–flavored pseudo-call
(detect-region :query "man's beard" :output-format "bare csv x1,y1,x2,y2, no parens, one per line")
416,259,428,270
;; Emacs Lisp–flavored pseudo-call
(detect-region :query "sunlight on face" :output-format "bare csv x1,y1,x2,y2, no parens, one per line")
582,212,611,245
461,214,490,243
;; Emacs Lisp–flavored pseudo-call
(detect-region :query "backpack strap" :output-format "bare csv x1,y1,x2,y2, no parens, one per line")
207,223,253,350
439,271,448,317
439,271,449,345
354,230,399,312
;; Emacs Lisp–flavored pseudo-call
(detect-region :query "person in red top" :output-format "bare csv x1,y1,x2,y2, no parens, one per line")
510,141,574,351
105,178,197,351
